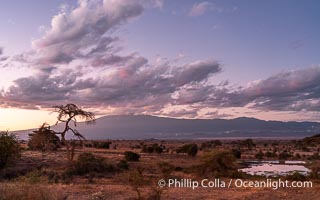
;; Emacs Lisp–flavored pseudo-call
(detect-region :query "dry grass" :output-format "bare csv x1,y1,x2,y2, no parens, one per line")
0,183,67,200
0,139,319,199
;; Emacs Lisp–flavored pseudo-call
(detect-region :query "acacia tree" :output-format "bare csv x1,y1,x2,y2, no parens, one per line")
53,103,95,161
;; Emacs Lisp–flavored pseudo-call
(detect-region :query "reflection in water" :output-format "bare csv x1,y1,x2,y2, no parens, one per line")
239,160,310,177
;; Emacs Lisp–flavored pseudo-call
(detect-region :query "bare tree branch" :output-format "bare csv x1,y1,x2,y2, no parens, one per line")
52,103,95,161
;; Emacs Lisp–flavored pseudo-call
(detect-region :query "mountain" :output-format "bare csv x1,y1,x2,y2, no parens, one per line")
14,115,320,140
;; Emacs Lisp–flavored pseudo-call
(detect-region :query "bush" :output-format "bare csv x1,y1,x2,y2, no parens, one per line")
142,143,164,153
124,151,140,162
98,141,112,149
286,172,307,181
255,150,264,159
241,139,256,149
117,160,129,170
91,141,112,149
265,151,276,158
231,149,241,159
84,143,93,148
196,150,237,177
309,161,320,179
177,143,198,157
20,170,43,184
0,132,21,169
157,161,175,179
0,158,46,180
28,124,60,151
307,153,320,160
69,152,114,175
200,140,222,150
279,151,292,160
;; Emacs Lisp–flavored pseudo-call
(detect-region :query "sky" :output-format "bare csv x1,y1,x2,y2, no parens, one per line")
0,0,320,130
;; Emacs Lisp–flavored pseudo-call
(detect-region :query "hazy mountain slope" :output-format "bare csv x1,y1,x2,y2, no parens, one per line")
13,115,320,140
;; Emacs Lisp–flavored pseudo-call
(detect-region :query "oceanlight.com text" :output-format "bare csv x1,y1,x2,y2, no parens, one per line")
158,178,313,190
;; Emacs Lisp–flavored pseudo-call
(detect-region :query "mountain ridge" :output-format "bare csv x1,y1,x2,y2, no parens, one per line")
13,115,320,140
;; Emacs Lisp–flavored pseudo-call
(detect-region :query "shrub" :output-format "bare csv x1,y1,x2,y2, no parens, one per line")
231,149,241,159
141,144,164,153
124,151,140,162
0,132,21,169
200,140,222,150
286,172,307,181
177,143,198,157
47,171,60,183
153,144,164,153
307,153,320,160
255,150,264,159
92,141,112,149
0,159,46,180
279,151,292,160
265,151,275,158
241,139,256,149
84,142,93,148
187,144,198,157
69,152,114,175
28,124,60,151
302,146,310,152
21,170,43,184
98,141,112,149
60,171,72,184
157,161,175,179
309,161,320,179
91,190,107,200
196,150,237,177
142,145,154,153
117,160,129,170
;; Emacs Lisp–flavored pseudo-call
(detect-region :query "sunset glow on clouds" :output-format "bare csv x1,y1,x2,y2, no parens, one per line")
0,0,320,130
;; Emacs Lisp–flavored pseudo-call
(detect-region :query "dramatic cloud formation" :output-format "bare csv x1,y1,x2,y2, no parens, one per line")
0,0,224,117
168,66,320,114
1,0,319,120
31,0,144,66
243,67,320,112
2,56,222,111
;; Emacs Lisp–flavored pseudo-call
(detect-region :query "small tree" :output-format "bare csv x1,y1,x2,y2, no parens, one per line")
28,123,61,151
53,104,95,161
0,132,21,169
198,150,237,177
255,149,264,159
141,143,164,153
177,143,198,157
124,151,140,162
69,152,114,175
231,149,241,159
241,139,256,150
